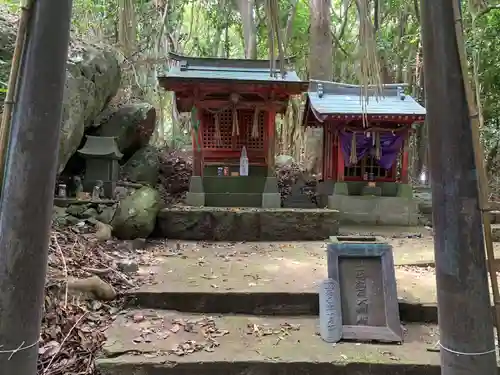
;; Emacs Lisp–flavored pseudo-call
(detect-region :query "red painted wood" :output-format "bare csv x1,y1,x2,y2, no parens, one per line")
322,127,328,179
173,79,298,170
192,108,204,176
336,141,344,181
266,110,276,169
322,125,335,180
160,80,306,97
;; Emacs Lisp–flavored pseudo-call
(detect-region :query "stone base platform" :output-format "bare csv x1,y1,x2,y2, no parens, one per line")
328,195,420,226
97,310,447,375
155,207,340,241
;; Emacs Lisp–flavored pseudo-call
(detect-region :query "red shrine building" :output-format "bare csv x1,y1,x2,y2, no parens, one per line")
302,80,426,225
159,53,307,207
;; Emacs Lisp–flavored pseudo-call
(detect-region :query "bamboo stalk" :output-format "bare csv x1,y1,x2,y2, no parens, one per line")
451,1,500,343
0,0,33,189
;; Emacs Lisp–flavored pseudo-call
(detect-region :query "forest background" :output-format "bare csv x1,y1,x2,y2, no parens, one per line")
1,0,500,193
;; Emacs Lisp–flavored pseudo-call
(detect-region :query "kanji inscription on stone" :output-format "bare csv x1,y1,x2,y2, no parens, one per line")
326,236,403,343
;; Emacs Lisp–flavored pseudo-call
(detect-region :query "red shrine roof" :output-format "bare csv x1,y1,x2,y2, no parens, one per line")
303,80,426,126
158,53,308,112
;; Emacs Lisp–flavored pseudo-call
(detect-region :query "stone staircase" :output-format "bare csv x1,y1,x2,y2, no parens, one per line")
97,293,443,375
94,233,463,375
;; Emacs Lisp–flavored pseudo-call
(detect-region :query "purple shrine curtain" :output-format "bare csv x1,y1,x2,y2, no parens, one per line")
339,130,405,169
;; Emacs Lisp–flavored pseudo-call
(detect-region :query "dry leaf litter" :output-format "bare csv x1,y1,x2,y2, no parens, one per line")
129,314,230,356
39,226,153,375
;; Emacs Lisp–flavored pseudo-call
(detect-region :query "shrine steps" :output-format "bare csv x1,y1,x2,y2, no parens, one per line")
96,310,445,375
155,207,340,241
204,193,263,207
97,237,500,374
123,290,438,323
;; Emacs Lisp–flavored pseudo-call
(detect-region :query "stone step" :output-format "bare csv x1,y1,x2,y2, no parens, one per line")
128,236,500,323
129,238,440,322
204,193,263,207
97,309,446,375
125,290,437,323
155,207,340,241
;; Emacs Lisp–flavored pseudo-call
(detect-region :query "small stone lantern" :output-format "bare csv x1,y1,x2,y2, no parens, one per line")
78,136,123,199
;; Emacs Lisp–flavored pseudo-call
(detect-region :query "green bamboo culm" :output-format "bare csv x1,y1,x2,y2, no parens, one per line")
191,106,201,151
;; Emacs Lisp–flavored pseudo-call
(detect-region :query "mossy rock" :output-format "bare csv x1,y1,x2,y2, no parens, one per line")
96,103,156,159
121,145,160,185
111,186,161,240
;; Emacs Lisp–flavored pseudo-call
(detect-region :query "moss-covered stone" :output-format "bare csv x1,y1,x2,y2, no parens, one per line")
111,186,162,240
121,145,160,185
96,103,156,159
156,207,340,241
96,204,117,224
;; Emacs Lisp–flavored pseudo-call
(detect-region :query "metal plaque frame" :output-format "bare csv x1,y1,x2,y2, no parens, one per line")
327,236,403,343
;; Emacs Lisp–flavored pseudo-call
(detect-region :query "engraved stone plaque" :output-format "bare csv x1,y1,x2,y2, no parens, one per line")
326,236,402,343
319,278,342,343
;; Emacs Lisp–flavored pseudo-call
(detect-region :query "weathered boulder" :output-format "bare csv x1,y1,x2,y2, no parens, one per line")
111,186,162,240
96,103,156,159
59,47,121,172
121,145,160,185
0,9,121,172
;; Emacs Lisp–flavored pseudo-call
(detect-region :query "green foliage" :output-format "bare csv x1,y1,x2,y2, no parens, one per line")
3,0,500,161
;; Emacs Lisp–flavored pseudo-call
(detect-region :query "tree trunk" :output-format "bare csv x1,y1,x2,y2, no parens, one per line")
236,0,257,59
309,0,333,81
412,44,428,182
307,0,333,174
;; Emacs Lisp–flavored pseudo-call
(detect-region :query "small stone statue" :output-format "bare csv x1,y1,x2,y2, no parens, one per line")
73,176,83,197
92,180,104,201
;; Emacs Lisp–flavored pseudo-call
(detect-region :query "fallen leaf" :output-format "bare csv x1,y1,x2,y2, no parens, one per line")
170,324,181,333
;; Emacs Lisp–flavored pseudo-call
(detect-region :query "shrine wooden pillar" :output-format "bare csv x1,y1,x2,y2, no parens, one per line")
322,124,335,180
336,134,345,181
400,134,409,184
266,109,276,172
192,107,204,176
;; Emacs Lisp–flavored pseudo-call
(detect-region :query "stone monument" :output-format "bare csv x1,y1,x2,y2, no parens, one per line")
326,236,403,343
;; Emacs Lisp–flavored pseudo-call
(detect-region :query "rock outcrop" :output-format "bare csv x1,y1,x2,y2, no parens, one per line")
96,103,156,159
59,48,121,172
0,10,122,172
